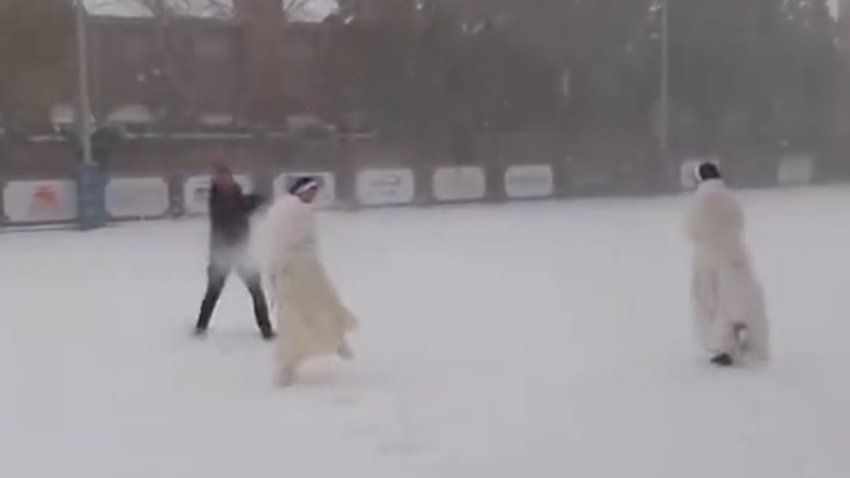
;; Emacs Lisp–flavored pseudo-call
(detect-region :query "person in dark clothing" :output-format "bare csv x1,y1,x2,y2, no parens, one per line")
194,165,274,340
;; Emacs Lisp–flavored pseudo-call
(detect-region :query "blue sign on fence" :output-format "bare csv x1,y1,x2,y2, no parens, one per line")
77,163,107,231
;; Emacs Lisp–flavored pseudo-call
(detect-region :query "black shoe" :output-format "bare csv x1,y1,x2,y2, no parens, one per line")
711,353,734,367
193,326,208,338
261,329,276,341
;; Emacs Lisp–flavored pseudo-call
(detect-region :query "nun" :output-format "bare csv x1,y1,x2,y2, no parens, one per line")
265,177,358,386
686,162,770,367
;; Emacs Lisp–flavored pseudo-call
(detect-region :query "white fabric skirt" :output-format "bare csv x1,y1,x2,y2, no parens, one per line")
272,254,358,368
691,262,769,360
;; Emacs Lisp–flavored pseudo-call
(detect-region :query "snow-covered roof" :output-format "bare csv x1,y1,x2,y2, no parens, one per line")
83,0,339,23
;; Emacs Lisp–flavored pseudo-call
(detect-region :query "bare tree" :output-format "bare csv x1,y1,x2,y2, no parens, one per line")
0,0,73,133
85,0,334,125
85,0,241,125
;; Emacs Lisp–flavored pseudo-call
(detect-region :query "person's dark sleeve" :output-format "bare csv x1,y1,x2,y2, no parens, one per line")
208,188,223,220
243,193,267,214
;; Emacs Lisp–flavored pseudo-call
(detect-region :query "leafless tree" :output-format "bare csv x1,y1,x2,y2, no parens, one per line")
0,0,73,133
84,0,334,125
85,0,243,125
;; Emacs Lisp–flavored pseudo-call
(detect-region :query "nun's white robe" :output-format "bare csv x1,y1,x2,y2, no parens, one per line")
265,195,358,382
686,179,769,361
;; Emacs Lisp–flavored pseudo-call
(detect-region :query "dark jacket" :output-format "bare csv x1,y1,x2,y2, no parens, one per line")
209,183,264,250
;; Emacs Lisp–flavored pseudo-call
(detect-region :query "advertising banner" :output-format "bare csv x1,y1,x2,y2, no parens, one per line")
505,165,554,199
106,177,170,219
433,167,487,202
356,169,415,206
3,180,78,223
680,157,721,190
777,155,815,186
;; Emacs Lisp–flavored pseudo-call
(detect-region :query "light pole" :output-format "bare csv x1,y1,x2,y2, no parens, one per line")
660,0,670,155
75,0,93,166
74,0,107,230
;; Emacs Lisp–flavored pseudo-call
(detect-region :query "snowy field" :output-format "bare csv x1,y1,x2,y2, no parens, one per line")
3,186,850,478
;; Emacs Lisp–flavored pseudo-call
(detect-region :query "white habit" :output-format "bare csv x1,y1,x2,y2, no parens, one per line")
265,195,358,378
686,179,769,361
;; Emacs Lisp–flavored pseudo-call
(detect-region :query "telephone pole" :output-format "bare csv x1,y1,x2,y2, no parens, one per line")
660,0,670,155
75,0,93,166
75,0,107,230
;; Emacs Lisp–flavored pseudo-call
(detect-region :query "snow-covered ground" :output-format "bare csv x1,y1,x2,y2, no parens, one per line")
3,186,850,478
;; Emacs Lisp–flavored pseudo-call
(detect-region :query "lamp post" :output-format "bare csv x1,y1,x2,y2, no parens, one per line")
74,0,107,230
75,0,93,166
660,0,669,155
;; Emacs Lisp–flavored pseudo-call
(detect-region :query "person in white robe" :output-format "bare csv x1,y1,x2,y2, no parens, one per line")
686,162,769,367
265,177,358,386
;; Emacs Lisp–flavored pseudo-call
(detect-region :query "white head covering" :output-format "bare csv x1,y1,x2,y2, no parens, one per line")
289,177,320,195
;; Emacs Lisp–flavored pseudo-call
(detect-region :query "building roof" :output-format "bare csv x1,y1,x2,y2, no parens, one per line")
83,0,339,23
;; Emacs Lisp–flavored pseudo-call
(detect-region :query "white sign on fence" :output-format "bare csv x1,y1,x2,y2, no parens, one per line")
357,169,415,206
680,160,702,190
777,155,814,186
183,174,253,215
505,164,554,199
273,172,336,208
3,180,78,223
680,157,720,190
433,166,486,202
106,177,170,219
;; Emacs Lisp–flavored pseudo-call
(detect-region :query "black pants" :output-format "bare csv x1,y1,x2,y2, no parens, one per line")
196,259,272,336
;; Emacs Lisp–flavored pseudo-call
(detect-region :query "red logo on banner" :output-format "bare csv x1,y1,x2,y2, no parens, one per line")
31,185,59,213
